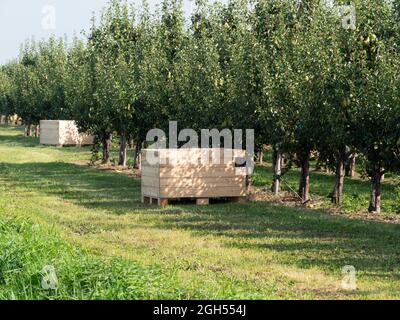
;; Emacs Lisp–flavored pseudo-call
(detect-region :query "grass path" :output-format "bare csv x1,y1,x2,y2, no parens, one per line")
1,125,400,299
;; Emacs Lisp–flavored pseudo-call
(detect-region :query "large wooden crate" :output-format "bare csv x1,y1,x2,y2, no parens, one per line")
40,120,94,146
141,148,250,205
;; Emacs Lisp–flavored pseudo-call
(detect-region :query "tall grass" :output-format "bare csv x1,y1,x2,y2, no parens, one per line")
0,215,186,300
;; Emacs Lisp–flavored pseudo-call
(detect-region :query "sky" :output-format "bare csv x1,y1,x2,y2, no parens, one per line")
0,0,203,64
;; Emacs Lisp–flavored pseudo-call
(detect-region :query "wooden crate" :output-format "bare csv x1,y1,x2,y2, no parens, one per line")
0,114,19,124
141,148,250,206
40,120,94,146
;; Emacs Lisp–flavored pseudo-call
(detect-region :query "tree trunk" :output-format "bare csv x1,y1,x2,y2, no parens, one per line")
368,169,383,213
133,143,142,169
272,148,282,195
34,125,40,137
331,152,345,206
257,150,264,165
25,124,32,137
101,134,111,164
345,155,356,178
118,130,127,167
298,152,310,203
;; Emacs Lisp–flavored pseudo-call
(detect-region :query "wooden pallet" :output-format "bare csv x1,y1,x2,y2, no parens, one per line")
142,195,247,206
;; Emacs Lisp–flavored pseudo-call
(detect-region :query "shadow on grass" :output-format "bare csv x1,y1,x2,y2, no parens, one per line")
0,161,141,210
0,125,40,147
162,203,400,275
1,160,400,278
0,125,92,156
253,165,400,213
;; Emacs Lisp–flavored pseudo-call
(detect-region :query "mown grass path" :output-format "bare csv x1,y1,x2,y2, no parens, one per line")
0,125,399,299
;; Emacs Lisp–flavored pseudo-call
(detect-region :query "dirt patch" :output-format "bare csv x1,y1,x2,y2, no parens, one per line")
325,207,400,225
73,160,141,179
248,185,400,225
248,185,325,209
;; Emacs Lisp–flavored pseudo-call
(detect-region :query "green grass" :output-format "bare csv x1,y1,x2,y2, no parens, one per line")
253,161,400,213
1,124,400,299
0,215,187,300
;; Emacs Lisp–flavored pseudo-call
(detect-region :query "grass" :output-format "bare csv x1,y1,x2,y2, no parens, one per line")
0,124,400,299
253,161,400,214
0,215,187,300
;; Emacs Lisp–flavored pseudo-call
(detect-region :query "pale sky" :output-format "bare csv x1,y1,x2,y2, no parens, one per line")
0,0,207,64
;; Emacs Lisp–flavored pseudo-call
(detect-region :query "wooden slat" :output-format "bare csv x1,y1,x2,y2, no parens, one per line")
159,176,245,188
40,122,59,145
141,166,160,178
142,186,160,198
143,149,246,164
159,164,236,169
160,186,246,198
156,148,246,157
141,157,160,167
142,176,160,188
159,166,239,178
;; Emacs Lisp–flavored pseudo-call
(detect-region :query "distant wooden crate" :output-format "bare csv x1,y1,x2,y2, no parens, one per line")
40,120,94,146
0,114,19,124
141,148,250,206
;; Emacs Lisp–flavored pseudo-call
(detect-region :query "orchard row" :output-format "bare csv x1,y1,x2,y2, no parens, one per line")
1,0,400,213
